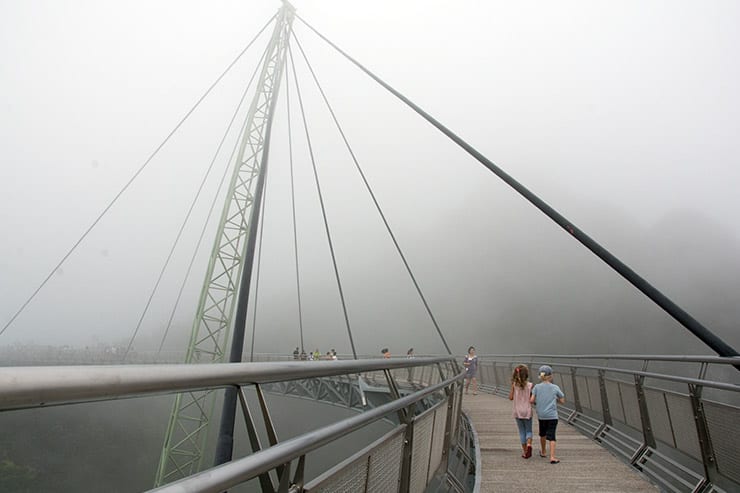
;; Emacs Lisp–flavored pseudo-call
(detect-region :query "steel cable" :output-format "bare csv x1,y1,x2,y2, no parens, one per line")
285,52,306,353
292,33,453,355
288,44,358,359
295,14,739,362
0,14,278,339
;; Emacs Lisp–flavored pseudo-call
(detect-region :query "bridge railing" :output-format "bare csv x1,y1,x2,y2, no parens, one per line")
0,356,468,493
476,354,740,493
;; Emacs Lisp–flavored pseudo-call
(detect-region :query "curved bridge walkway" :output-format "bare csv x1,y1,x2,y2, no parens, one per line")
463,392,659,492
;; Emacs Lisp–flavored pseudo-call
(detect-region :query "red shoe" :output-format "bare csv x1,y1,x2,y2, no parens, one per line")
525,445,532,458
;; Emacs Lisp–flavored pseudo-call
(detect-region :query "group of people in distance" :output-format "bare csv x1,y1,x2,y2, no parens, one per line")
463,346,565,464
380,348,415,359
292,347,337,361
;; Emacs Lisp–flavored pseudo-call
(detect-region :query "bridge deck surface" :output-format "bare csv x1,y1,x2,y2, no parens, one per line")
463,392,659,492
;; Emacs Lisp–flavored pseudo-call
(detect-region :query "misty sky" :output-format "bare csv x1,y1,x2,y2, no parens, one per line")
1,1,739,358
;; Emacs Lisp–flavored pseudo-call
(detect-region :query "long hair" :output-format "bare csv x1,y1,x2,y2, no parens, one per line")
511,364,529,388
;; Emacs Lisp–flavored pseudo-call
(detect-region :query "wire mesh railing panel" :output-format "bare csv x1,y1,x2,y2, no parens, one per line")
361,370,384,386
476,363,487,386
663,392,702,461
365,429,405,493
490,363,499,386
556,371,574,406
481,362,495,387
406,366,418,385
409,409,435,493
426,366,441,387
586,375,603,414
605,379,625,423
644,387,675,448
703,400,740,484
619,381,643,431
309,454,369,492
305,426,411,492
495,365,509,389
444,361,457,381
424,366,434,386
389,368,405,386
428,403,449,484
574,375,592,410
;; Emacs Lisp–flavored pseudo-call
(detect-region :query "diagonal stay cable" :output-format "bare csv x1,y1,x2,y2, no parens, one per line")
127,39,273,361
0,13,277,339
295,15,740,361
292,33,453,355
285,51,306,353
288,43,358,360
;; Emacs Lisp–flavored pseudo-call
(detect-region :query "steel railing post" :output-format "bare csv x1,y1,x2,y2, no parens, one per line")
631,374,656,464
570,367,583,415
236,387,275,493
398,408,415,493
441,377,456,463
594,369,612,439
689,383,719,487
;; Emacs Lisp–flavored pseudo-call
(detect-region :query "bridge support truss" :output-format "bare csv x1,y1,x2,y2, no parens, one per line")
154,3,294,486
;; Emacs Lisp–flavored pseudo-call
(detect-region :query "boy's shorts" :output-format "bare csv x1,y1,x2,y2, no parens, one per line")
538,419,558,441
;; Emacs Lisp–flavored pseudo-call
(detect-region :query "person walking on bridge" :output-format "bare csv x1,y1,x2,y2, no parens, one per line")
463,346,478,395
530,365,565,464
509,364,533,458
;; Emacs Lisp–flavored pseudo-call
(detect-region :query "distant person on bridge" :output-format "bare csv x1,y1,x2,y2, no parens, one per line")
463,346,478,395
381,348,391,359
293,347,299,360
509,364,533,458
530,365,565,464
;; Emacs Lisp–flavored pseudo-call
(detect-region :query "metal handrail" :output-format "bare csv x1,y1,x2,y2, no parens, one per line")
0,356,454,411
479,354,740,365
517,363,738,392
0,356,466,492
0,356,453,410
150,371,465,493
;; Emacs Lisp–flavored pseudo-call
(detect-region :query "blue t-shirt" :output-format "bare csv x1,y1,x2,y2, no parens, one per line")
531,382,564,420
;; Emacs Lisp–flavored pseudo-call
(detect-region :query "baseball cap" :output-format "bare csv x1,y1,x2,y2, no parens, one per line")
538,365,553,376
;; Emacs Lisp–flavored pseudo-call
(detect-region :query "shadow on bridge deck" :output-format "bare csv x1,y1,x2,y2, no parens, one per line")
463,393,659,493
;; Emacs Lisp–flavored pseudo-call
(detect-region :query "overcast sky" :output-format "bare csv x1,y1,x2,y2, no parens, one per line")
1,1,738,357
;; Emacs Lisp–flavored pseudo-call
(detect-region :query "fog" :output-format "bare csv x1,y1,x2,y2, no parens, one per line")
1,1,739,359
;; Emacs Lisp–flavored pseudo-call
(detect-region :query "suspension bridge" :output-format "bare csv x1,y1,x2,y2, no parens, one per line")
1,2,739,492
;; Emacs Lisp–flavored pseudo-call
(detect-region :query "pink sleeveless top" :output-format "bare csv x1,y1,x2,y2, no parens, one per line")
512,382,533,419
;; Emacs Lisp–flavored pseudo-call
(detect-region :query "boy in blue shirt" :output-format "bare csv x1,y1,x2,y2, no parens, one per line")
530,365,565,463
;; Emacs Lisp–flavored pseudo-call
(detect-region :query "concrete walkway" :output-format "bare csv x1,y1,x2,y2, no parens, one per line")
462,392,659,492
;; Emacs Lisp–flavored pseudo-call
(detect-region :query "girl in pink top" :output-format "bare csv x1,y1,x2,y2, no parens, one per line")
508,364,533,458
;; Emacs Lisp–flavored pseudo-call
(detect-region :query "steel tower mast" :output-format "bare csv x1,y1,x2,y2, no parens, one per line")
155,2,294,486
